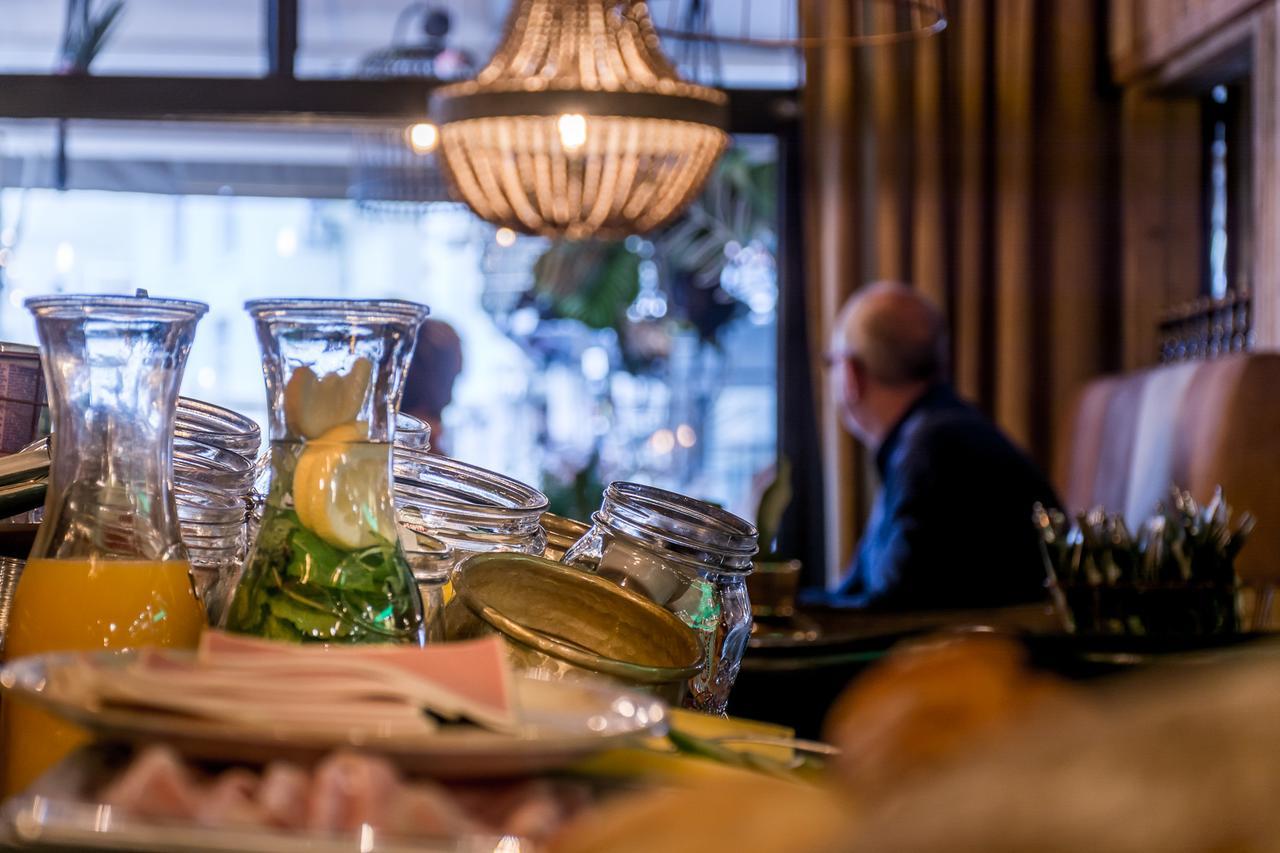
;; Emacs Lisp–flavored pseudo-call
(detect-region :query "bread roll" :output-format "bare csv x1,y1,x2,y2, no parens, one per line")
823,633,1079,793
550,774,850,853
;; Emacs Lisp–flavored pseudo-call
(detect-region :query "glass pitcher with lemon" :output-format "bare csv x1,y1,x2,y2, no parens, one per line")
2,294,208,795
223,299,429,645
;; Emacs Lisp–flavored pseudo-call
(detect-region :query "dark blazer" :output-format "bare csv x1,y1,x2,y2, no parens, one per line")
835,384,1060,610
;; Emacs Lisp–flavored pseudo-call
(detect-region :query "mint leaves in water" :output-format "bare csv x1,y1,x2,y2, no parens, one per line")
225,508,422,644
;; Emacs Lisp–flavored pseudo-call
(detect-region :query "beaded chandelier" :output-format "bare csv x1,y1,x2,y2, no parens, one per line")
429,0,729,241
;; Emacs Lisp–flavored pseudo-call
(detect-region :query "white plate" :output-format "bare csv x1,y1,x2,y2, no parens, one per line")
0,651,667,778
5,795,509,853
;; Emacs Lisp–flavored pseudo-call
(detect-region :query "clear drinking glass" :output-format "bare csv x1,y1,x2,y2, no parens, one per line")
393,450,548,565
172,434,257,598
176,485,248,622
2,294,208,795
174,436,256,510
176,397,265,525
562,482,758,714
176,397,262,460
399,522,453,643
223,299,429,645
394,412,432,451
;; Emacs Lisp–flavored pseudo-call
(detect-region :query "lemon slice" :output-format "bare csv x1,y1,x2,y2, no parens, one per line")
283,358,373,440
292,420,392,550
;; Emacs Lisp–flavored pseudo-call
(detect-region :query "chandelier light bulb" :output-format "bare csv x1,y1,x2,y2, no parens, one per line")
406,122,439,154
557,113,588,152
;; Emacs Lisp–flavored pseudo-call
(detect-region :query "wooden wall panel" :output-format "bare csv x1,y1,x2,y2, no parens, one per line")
1118,0,1279,365
1113,0,1266,82
912,35,948,319
801,0,866,586
950,0,992,409
1254,5,1280,348
992,0,1036,449
1046,0,1115,452
1120,91,1203,369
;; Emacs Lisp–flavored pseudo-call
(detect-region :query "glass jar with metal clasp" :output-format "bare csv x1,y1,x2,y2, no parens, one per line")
562,482,758,714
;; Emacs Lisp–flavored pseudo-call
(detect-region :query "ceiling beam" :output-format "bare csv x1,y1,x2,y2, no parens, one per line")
0,75,798,135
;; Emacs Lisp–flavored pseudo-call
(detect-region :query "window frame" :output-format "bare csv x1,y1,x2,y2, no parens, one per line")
0,0,816,567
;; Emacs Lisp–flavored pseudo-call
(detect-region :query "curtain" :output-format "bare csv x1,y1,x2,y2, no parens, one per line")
803,0,1122,586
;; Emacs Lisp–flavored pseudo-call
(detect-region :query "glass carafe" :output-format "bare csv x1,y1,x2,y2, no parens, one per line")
223,299,429,645
2,294,208,796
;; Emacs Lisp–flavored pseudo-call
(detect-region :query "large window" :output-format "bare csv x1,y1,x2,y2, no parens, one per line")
296,1,801,87
1201,81,1252,302
0,120,779,522
0,0,265,76
0,0,798,528
1,1,800,87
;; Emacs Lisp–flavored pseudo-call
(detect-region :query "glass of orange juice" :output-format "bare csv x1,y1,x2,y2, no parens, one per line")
1,294,208,796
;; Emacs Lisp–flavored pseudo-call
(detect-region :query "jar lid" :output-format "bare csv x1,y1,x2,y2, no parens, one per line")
453,552,704,684
596,481,758,575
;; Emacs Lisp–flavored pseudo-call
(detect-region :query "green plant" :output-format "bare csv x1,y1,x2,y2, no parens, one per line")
541,450,607,522
59,0,125,74
754,455,793,557
659,148,777,290
527,148,778,357
225,509,419,644
532,241,639,331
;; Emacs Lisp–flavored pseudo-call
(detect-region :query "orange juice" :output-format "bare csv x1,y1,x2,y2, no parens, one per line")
1,558,205,795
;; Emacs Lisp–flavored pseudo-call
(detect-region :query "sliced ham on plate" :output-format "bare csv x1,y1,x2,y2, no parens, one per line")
98,746,580,843
63,632,517,739
198,631,516,730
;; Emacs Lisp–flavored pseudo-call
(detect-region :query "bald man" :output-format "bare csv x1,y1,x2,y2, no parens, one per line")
826,282,1059,609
